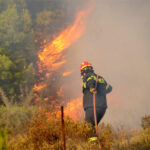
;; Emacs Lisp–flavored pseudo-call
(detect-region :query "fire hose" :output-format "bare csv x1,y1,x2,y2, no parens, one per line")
93,74,102,150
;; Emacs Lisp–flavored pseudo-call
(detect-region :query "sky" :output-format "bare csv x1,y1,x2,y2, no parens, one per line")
63,0,150,128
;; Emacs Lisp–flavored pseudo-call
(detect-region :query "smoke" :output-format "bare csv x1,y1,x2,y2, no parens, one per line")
32,0,150,128
63,0,150,128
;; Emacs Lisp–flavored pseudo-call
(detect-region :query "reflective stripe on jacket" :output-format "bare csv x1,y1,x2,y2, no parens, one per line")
82,72,112,110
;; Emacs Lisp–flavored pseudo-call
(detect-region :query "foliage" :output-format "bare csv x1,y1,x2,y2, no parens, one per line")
112,125,150,150
0,0,36,102
3,105,150,150
35,9,65,43
0,1,150,149
0,88,37,134
0,0,84,103
141,115,150,129
0,105,37,134
8,108,113,150
0,127,8,150
99,123,113,150
0,55,15,95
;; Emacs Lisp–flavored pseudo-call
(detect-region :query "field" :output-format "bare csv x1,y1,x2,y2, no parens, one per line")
0,102,149,150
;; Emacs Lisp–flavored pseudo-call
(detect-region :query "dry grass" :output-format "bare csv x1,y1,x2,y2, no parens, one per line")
7,109,150,150
0,89,150,150
7,108,113,150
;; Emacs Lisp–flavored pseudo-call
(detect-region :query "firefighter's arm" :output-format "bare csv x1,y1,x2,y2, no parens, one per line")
105,81,112,94
99,76,112,94
86,76,97,94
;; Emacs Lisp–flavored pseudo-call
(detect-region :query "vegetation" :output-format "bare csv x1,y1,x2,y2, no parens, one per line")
7,113,150,150
0,90,149,149
0,0,150,149
0,127,8,150
7,109,113,150
0,0,82,103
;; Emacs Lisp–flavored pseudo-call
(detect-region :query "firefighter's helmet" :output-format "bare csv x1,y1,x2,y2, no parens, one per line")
80,61,93,71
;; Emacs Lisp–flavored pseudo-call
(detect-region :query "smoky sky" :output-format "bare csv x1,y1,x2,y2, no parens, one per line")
62,0,150,128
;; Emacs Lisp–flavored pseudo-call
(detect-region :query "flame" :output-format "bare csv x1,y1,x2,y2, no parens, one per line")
34,0,95,110
45,97,84,121
37,0,94,76
63,71,72,77
34,83,46,92
38,12,89,74
56,86,64,97
34,7,92,92
64,97,84,120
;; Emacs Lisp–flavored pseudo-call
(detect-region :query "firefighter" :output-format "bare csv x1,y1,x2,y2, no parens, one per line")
80,61,112,128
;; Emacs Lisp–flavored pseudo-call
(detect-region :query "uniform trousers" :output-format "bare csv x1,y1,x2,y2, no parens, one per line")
85,107,106,126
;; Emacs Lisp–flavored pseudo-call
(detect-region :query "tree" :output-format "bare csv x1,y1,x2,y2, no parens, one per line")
0,55,15,97
0,0,36,102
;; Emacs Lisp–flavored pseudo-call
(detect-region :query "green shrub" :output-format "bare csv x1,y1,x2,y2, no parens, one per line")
0,88,37,134
0,105,37,134
0,127,8,150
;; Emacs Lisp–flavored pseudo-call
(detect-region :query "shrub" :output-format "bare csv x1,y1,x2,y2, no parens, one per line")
7,103,150,150
9,109,113,150
0,88,37,134
0,105,37,134
99,123,113,150
141,115,150,129
0,127,8,150
112,115,150,150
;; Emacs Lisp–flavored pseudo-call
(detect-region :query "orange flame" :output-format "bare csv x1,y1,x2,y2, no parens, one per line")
46,97,84,121
64,97,84,120
56,86,64,97
34,83,46,92
37,2,93,74
35,7,92,92
34,0,94,109
63,71,72,77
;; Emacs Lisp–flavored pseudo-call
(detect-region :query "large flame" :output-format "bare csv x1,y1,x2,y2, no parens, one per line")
38,10,91,74
35,0,94,120
34,3,93,93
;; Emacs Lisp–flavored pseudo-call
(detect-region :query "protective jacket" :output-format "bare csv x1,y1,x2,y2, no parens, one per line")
82,72,112,110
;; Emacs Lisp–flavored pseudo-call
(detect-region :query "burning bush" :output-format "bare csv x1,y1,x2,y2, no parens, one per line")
8,108,113,150
8,107,150,150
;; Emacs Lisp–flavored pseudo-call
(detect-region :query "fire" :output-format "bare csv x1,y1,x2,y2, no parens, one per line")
38,11,89,74
63,71,72,77
34,1,95,118
34,83,46,92
64,97,84,120
37,0,94,78
45,97,84,121
34,7,92,93
56,86,64,97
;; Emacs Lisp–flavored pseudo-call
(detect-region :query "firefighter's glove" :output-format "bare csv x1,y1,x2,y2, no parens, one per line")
90,88,97,94
88,136,98,143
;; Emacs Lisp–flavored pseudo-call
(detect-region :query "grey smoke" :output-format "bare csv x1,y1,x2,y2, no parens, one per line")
63,0,150,128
